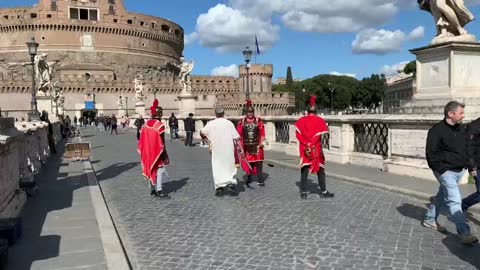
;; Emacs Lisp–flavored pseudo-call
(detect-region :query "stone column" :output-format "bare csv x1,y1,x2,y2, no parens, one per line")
178,94,198,118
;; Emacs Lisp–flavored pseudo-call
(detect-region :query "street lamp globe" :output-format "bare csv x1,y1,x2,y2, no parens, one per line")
242,46,252,64
26,37,39,57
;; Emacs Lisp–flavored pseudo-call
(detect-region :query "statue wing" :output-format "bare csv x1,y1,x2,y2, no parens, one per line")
34,55,41,79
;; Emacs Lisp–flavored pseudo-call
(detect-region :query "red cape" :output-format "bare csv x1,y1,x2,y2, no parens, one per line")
295,115,328,174
236,116,265,174
138,119,168,185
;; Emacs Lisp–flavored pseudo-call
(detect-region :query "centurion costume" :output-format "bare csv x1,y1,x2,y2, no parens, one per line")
295,96,334,199
236,100,266,186
137,99,170,199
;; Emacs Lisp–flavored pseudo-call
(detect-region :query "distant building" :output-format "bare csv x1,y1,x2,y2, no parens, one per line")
274,77,301,85
383,73,416,114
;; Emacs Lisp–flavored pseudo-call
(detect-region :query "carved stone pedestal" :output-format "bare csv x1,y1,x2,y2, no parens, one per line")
178,94,198,118
408,42,480,117
36,96,53,118
135,102,145,116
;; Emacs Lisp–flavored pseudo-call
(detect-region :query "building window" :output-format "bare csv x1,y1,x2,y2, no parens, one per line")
47,14,52,18
3,15,8,20
127,19,133,24
30,13,37,18
51,0,57,11
108,0,115,4
113,19,118,23
69,7,98,21
85,73,91,82
151,22,155,28
161,25,170,32
109,6,115,15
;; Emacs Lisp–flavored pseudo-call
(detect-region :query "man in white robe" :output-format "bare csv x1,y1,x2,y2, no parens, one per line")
200,107,240,197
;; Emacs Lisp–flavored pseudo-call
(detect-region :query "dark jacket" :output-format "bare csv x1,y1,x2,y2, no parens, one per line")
169,116,178,128
466,118,480,172
184,117,195,132
425,119,467,174
134,118,145,130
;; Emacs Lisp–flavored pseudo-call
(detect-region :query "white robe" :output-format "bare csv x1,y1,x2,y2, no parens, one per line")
201,118,240,189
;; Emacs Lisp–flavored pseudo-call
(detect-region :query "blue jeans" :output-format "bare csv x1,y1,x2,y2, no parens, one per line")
170,128,178,139
462,171,480,211
425,170,470,236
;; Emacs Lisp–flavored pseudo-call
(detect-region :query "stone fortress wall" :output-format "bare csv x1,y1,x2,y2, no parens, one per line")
0,0,294,119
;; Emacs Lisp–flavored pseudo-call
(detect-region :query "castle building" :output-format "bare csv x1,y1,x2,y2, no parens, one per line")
0,0,294,119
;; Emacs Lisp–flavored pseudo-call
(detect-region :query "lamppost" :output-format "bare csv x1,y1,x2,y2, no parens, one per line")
26,37,40,121
125,96,129,117
328,82,334,113
242,46,252,101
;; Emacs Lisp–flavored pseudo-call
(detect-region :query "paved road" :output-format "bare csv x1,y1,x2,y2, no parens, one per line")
82,126,480,270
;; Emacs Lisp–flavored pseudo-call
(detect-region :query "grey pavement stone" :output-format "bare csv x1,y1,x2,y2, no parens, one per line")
82,127,480,270
7,141,107,270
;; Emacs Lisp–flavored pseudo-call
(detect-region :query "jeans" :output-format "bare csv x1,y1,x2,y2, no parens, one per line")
300,166,326,193
425,170,470,236
170,127,179,139
185,131,193,146
462,170,480,211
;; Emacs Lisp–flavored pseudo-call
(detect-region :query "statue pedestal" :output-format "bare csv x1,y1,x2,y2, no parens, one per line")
135,102,145,116
117,107,125,117
408,42,480,117
178,94,197,118
36,96,53,117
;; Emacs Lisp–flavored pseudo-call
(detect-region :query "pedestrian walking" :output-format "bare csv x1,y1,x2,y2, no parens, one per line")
462,117,480,212
423,101,478,245
138,99,170,199
200,107,240,197
169,113,179,140
236,100,266,187
111,115,118,135
134,115,145,141
184,113,195,146
295,96,334,200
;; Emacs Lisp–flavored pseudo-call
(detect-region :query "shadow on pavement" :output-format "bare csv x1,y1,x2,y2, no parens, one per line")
7,140,92,270
397,203,480,269
93,162,138,182
163,178,189,195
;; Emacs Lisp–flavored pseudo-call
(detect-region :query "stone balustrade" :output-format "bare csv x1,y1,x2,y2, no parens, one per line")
162,114,449,182
0,117,61,223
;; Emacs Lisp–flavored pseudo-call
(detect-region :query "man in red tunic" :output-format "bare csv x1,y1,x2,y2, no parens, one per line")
295,96,334,200
138,99,171,199
236,100,266,187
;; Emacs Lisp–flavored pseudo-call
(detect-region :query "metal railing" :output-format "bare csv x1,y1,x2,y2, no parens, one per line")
275,121,290,144
353,122,388,156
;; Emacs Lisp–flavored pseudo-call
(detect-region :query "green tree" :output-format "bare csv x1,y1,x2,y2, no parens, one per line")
286,66,293,89
403,60,416,76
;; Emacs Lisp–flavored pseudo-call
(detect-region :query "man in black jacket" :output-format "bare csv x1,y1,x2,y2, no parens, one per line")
134,115,145,141
423,101,478,245
462,117,480,212
184,113,195,147
168,113,179,140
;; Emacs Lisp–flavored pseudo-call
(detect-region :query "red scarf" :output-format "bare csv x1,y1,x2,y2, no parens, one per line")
295,115,328,174
138,119,168,185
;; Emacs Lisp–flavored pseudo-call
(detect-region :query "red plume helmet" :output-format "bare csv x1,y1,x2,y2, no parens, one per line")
245,99,252,107
309,96,316,107
307,95,317,113
150,99,159,116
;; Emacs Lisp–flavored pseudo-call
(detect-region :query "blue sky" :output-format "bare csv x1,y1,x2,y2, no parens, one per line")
5,0,480,81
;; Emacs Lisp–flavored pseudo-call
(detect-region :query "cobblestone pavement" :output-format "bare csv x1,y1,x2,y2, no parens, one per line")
82,127,480,270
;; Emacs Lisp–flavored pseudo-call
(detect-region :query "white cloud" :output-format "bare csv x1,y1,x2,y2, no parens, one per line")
187,4,279,53
329,71,357,78
211,64,239,77
184,32,198,45
229,0,399,33
409,26,424,40
379,61,409,76
352,26,424,55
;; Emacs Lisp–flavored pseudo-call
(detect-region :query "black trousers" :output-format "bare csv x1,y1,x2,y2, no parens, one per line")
185,131,193,146
247,162,264,183
300,166,326,193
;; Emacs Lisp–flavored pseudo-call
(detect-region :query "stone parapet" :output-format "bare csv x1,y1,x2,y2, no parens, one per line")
162,114,464,183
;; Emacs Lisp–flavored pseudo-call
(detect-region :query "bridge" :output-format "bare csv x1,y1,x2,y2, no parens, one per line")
1,117,480,270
